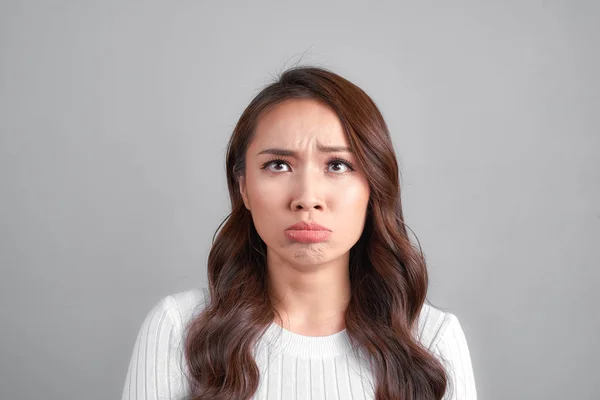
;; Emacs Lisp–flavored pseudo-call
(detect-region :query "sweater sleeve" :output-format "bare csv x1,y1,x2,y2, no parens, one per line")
430,314,477,400
121,295,190,400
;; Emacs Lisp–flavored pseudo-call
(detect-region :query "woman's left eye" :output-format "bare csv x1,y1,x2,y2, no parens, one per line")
328,160,352,173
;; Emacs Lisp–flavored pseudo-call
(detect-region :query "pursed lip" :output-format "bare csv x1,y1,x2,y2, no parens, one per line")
285,221,330,231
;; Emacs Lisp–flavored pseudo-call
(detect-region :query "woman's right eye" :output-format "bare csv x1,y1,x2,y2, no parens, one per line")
264,160,290,172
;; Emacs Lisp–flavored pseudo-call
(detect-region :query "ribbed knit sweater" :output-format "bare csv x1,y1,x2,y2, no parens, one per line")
121,288,477,399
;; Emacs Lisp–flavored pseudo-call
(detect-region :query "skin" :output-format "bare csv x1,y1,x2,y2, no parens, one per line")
239,98,370,336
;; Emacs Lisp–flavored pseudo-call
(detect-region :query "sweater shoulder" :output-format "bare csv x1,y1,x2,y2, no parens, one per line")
415,302,460,350
162,287,210,333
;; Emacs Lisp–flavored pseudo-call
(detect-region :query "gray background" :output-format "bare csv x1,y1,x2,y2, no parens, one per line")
1,1,598,399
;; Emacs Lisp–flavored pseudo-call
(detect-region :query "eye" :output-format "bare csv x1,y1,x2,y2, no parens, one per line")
262,158,291,173
328,158,355,173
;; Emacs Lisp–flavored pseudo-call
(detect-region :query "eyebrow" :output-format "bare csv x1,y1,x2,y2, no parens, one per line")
256,144,353,157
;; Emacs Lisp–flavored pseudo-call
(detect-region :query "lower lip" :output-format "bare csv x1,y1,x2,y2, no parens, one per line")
284,230,331,243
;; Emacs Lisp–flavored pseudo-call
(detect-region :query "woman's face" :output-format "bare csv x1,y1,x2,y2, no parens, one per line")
239,98,370,267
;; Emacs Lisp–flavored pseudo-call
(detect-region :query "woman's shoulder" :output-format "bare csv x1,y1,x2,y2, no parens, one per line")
121,288,211,399
416,303,478,398
149,287,210,333
415,302,465,351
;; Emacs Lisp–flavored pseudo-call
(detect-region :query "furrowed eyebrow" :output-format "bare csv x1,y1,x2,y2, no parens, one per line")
256,145,353,157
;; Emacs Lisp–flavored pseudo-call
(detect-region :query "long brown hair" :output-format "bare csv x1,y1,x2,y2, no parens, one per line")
184,66,449,399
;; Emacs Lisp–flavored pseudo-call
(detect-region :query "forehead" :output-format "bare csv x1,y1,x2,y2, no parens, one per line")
251,98,348,149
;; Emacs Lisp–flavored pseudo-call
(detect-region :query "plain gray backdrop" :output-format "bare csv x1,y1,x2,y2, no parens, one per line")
1,1,598,399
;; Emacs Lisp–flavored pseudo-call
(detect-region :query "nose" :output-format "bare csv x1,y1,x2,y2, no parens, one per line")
290,170,326,212
291,197,324,211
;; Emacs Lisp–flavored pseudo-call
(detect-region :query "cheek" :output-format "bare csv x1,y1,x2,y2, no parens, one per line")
245,170,276,206
250,179,284,209
247,180,287,246
246,176,285,234
336,181,370,209
334,182,370,231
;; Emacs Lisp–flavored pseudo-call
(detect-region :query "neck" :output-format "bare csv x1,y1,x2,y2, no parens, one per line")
266,251,351,336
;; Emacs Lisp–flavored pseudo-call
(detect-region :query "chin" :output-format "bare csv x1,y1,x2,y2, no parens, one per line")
289,246,340,264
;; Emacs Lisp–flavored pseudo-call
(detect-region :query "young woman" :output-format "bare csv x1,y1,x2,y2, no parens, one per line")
121,66,477,400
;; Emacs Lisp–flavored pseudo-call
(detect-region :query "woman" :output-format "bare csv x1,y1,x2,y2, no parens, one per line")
121,66,477,400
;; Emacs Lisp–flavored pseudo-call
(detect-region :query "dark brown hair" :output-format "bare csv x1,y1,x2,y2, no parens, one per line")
184,65,449,399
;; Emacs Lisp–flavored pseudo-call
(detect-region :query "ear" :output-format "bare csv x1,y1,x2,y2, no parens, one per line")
239,175,250,211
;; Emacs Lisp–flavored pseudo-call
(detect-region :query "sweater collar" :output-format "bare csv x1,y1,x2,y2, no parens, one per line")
259,322,353,358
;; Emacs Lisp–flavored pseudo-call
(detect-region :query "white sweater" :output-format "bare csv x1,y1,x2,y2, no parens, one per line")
121,288,477,400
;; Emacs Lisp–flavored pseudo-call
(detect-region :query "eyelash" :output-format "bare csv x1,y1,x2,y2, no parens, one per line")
261,157,356,173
